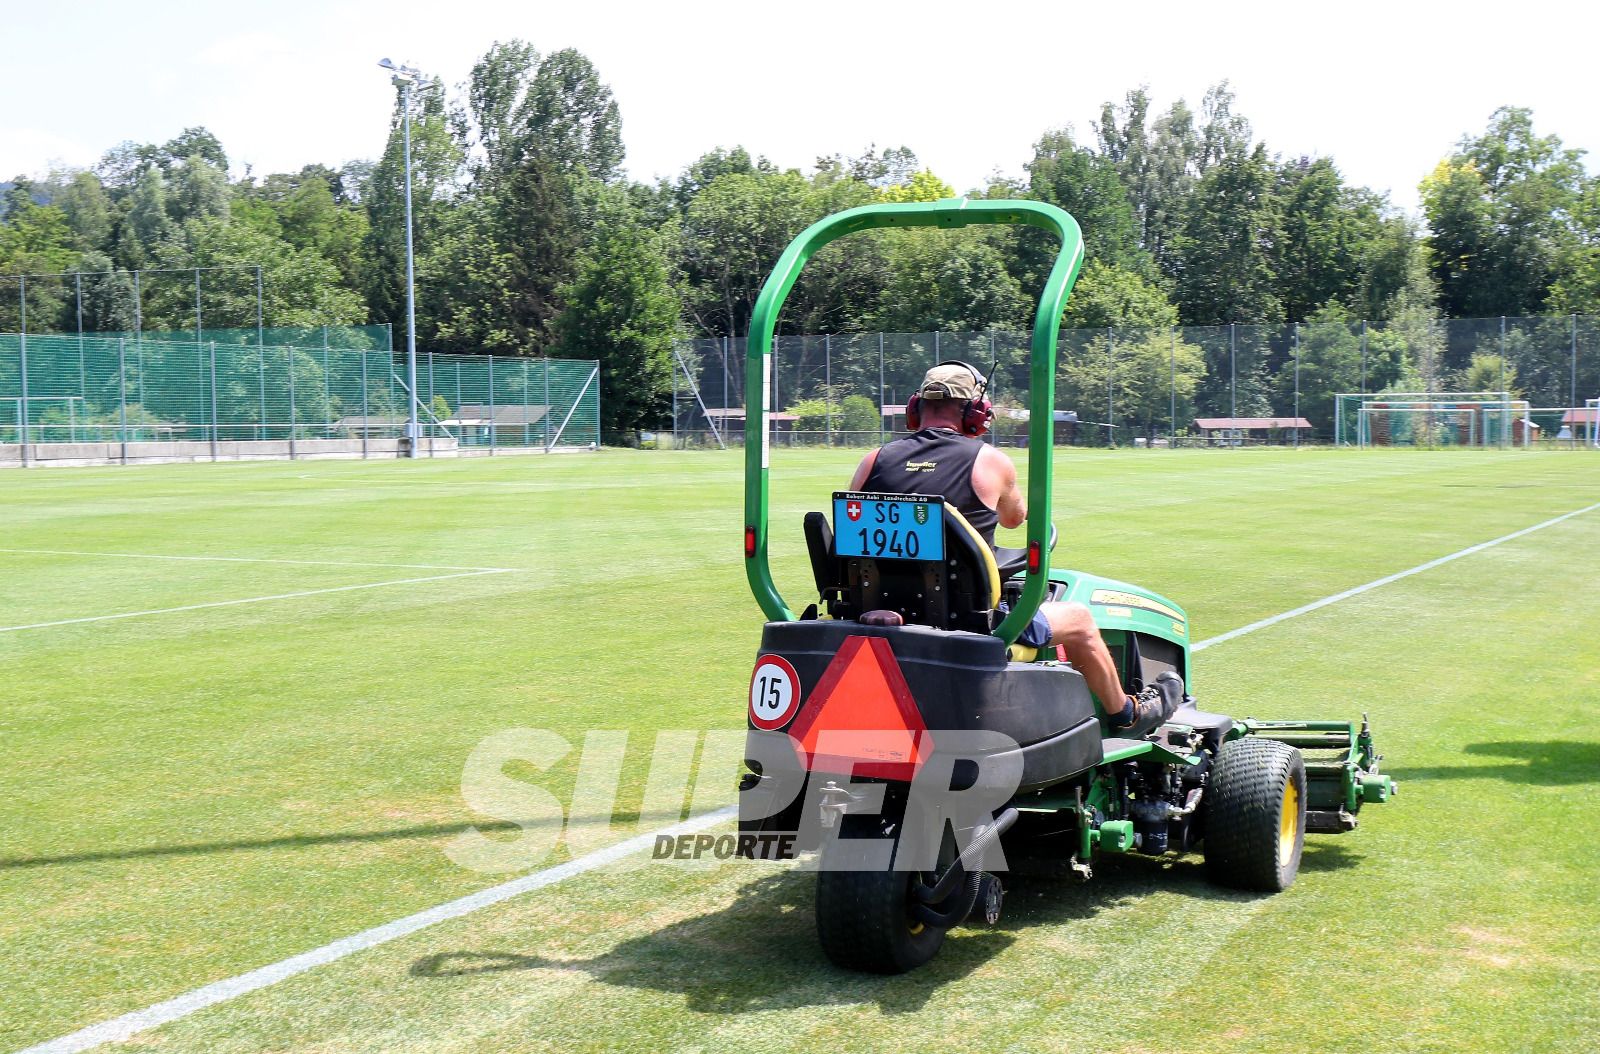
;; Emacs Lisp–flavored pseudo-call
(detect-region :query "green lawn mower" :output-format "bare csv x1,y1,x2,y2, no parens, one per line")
736,198,1394,973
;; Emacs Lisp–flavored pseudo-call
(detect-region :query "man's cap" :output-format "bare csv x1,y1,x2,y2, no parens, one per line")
917,362,984,401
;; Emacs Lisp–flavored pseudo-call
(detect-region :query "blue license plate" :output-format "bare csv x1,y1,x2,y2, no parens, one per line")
832,492,944,561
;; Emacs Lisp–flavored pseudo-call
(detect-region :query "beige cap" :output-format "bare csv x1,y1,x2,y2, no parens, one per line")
918,362,983,401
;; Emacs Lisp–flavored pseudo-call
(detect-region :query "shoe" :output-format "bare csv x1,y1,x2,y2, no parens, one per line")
1110,672,1186,738
1151,671,1185,720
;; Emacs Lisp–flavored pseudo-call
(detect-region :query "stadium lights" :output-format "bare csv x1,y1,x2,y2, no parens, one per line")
377,57,428,456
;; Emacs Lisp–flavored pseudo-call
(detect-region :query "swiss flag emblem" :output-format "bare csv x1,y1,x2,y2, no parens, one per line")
846,501,862,521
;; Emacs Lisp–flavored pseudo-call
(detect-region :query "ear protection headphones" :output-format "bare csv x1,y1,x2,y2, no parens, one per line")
905,359,995,437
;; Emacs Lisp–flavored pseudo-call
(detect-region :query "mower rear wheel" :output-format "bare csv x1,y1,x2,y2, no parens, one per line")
1203,737,1307,892
815,867,946,973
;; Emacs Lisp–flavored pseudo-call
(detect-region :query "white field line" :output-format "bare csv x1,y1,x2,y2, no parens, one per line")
16,807,738,1054
16,497,1600,1054
0,548,514,573
0,570,513,634
1190,500,1600,652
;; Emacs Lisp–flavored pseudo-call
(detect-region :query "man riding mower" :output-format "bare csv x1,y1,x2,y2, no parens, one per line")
734,198,1394,973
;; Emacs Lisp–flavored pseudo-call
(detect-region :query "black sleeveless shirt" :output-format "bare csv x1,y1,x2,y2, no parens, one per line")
861,428,1000,547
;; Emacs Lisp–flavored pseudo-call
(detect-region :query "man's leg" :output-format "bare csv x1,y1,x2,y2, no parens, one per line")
1035,601,1183,731
1036,601,1128,714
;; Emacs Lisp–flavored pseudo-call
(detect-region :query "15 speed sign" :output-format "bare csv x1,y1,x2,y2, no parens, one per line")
748,655,801,730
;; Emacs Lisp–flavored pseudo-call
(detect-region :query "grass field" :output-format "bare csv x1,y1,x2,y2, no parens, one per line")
4,448,1599,1053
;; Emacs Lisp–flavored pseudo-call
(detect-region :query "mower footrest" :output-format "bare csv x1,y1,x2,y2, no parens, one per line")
1306,808,1359,833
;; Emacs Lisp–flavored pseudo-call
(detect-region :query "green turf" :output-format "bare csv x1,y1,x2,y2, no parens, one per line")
3,449,1597,1052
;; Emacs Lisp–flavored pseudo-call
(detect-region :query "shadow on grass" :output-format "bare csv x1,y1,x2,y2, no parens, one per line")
408,840,1293,1014
0,813,639,871
1394,740,1600,785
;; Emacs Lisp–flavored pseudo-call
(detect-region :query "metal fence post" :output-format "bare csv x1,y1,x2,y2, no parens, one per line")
523,359,531,447
988,332,997,446
209,341,219,460
118,337,128,463
194,267,202,343
18,276,30,467
488,354,496,456
1359,320,1367,395
1229,322,1237,423
671,350,678,449
1572,314,1579,407
75,273,85,440
1170,327,1177,440
593,360,601,448
543,356,552,452
255,267,265,440
824,333,832,445
322,343,332,439
1292,323,1300,448
722,336,730,428
878,333,886,446
360,349,370,460
287,346,298,460
1106,326,1114,447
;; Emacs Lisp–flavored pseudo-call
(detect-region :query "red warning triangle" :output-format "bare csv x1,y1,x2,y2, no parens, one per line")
788,635,931,781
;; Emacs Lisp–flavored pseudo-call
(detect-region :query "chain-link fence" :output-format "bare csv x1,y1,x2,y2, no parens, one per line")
0,327,599,464
667,315,1600,449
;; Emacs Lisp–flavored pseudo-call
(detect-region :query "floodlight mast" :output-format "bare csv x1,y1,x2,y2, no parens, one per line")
378,57,427,455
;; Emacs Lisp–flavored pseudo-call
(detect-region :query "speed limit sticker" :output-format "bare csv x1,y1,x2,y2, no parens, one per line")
749,655,801,730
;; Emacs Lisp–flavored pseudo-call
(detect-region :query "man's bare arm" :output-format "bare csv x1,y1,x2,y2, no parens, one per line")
977,446,1027,528
849,449,878,490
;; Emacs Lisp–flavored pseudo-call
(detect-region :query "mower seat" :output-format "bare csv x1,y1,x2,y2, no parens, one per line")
804,506,1000,634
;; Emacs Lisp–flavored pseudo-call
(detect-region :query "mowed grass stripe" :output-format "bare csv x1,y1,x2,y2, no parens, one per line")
121,485,1600,1054
2,450,1595,1050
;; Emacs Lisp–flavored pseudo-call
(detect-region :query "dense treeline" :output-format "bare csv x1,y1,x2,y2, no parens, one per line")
2,39,1597,436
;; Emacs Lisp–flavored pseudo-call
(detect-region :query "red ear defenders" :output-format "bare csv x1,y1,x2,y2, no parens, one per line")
905,359,994,437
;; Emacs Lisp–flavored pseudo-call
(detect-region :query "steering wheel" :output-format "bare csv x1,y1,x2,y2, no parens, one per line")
994,522,1058,581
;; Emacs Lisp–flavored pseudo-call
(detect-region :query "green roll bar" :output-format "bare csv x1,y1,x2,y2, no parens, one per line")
742,197,1085,644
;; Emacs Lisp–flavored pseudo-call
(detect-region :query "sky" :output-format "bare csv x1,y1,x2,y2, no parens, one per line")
3,0,1596,215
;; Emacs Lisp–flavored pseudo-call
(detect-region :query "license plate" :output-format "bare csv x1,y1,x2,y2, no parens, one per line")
832,492,944,561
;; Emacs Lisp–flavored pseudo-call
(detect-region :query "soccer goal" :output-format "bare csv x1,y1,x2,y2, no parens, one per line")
1357,405,1478,448
1346,394,1531,449
1587,398,1600,449
1334,391,1512,447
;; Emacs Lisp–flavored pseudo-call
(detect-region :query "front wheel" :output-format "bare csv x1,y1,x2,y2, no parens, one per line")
1203,737,1307,892
815,867,946,973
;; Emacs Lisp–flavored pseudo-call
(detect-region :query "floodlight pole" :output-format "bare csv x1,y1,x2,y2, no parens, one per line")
381,58,426,458
400,75,420,456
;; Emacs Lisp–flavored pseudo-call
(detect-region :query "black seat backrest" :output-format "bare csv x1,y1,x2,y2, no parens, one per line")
803,507,1001,634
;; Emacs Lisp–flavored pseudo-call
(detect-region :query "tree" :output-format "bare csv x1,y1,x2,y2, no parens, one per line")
363,76,462,343
55,171,113,251
422,154,579,355
1423,107,1587,317
524,49,623,183
122,165,174,266
679,168,814,336
1058,330,1205,441
1060,260,1178,330
1170,144,1283,325
1025,129,1142,272
872,229,1028,333
1274,157,1386,323
555,190,678,439
167,156,231,225
147,217,364,330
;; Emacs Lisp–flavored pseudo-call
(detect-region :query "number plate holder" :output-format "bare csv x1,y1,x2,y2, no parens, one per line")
831,492,944,561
